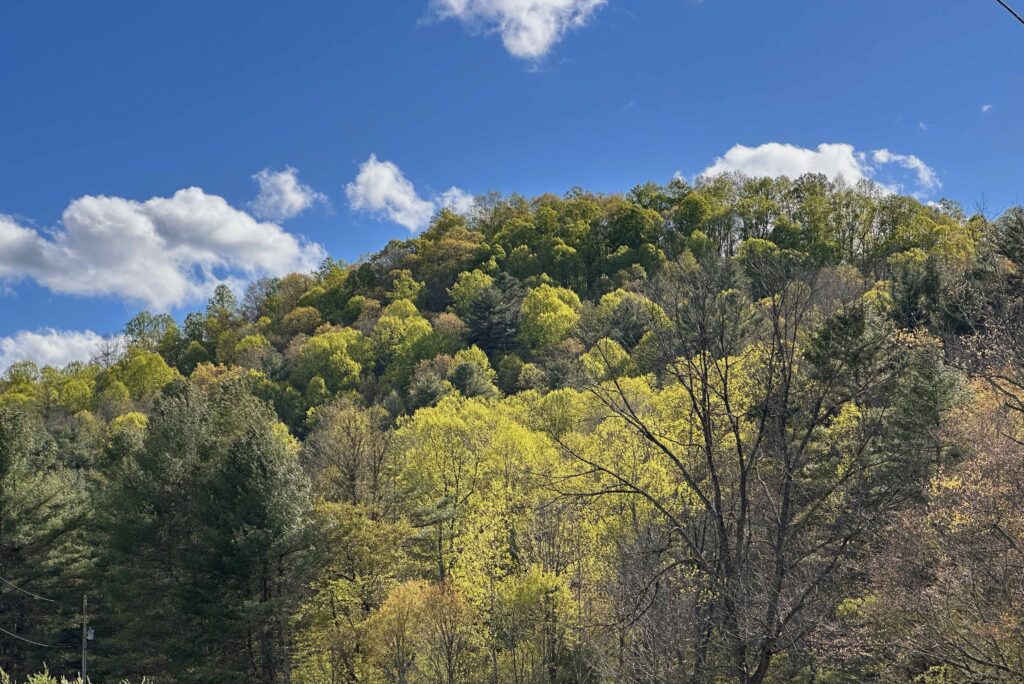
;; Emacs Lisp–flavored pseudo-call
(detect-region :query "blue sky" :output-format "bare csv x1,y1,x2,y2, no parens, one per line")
1,0,1022,367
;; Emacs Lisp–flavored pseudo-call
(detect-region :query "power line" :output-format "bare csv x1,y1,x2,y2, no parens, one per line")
996,0,1024,26
0,576,56,602
0,625,49,648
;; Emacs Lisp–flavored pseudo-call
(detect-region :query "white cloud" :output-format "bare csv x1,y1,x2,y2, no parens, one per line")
431,0,606,59
871,149,940,191
700,142,940,196
702,143,870,184
438,186,476,214
0,329,109,371
249,166,327,221
918,122,929,133
981,104,994,113
346,155,474,231
0,188,325,311
346,156,436,231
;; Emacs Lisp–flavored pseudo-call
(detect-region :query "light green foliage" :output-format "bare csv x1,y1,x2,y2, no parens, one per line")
0,362,41,407
107,348,181,400
448,269,494,317
57,376,94,413
580,337,637,380
518,283,581,349
0,670,98,684
371,299,439,387
387,268,425,304
294,328,367,392
234,333,278,371
291,502,413,684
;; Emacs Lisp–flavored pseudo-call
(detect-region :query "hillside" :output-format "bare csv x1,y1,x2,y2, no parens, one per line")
3,173,1024,683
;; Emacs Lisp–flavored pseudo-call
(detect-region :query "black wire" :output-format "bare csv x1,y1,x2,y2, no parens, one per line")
0,576,56,602
0,625,50,648
996,0,1024,26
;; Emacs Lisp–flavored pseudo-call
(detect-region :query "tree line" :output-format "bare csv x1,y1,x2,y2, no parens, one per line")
3,172,1024,683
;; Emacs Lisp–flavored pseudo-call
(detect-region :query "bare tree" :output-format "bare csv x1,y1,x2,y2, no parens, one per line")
556,252,928,683
303,397,395,511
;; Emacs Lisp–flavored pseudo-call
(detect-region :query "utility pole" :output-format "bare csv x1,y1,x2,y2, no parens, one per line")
81,594,88,683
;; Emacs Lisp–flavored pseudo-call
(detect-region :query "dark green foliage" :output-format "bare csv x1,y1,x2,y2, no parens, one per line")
0,408,87,679
97,380,310,682
464,274,524,355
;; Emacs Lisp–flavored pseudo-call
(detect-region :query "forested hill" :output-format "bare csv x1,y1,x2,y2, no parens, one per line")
5,173,1024,683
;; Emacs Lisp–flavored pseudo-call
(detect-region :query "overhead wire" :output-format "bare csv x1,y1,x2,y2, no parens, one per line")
995,0,1024,26
0,576,57,602
0,576,61,648
0,625,50,648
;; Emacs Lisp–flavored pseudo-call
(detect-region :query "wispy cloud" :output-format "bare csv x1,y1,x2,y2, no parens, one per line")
872,149,940,191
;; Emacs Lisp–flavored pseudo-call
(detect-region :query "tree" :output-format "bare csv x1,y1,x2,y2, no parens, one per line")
838,383,1024,682
387,270,426,305
236,334,281,373
294,330,368,393
123,311,180,354
370,300,439,389
0,176,1013,683
280,306,324,339
448,346,498,399
554,252,937,683
0,407,86,678
98,378,311,682
464,275,524,356
106,348,181,400
518,285,581,350
292,502,414,684
302,398,394,506
448,270,494,318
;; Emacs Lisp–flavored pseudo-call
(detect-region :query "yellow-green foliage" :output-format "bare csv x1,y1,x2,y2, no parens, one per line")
107,348,181,400
580,338,637,380
295,328,367,392
518,283,581,349
448,269,494,316
371,299,438,386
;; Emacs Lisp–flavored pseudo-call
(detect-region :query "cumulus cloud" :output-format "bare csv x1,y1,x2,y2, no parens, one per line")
0,188,325,311
431,0,606,59
346,155,474,231
0,329,109,371
702,143,869,184
700,142,940,196
981,104,994,113
438,186,476,214
249,166,327,221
